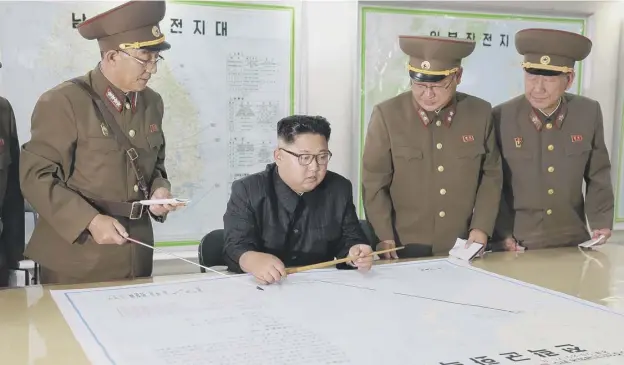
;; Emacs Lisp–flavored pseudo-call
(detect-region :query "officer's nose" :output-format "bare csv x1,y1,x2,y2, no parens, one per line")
147,63,158,74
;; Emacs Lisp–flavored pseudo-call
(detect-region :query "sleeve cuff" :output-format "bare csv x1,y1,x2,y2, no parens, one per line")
224,246,252,273
149,210,167,223
470,220,493,238
376,229,394,243
70,209,100,244
150,178,171,196
589,221,614,231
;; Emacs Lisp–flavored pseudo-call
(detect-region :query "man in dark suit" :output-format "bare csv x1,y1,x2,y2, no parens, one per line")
0,61,26,288
223,115,373,285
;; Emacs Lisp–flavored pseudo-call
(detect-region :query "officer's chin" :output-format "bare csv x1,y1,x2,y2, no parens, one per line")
526,97,552,110
419,102,445,112
133,79,150,92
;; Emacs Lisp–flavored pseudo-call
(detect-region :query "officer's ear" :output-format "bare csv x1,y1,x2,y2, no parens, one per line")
454,67,464,86
564,71,575,90
102,50,120,65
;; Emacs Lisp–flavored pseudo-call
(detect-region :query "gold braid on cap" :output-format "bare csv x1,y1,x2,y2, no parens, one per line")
408,63,459,76
119,36,166,50
521,62,573,73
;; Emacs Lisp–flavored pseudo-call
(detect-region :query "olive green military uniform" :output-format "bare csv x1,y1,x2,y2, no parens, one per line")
362,36,502,257
20,0,172,284
492,29,614,249
0,67,26,287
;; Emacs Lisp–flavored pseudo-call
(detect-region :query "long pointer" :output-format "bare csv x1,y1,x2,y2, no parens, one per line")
126,237,264,291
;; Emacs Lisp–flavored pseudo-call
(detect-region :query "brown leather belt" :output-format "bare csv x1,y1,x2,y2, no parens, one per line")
89,199,145,220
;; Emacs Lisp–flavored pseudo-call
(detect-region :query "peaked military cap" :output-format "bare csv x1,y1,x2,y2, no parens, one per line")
515,28,591,76
399,35,476,82
78,0,170,52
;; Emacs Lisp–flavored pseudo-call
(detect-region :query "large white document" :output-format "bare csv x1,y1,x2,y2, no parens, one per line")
50,259,624,365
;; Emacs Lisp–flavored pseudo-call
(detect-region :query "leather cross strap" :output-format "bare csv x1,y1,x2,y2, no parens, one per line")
69,78,150,219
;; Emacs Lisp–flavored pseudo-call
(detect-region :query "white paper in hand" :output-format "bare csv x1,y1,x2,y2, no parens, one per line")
578,235,605,249
449,238,483,262
139,198,190,206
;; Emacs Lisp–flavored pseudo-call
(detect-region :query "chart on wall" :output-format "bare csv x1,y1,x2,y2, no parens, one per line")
357,6,586,215
0,0,298,245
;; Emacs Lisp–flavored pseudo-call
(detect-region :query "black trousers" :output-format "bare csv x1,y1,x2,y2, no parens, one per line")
0,266,9,288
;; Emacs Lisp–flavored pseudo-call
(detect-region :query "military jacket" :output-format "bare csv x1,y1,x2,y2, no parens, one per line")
362,91,502,255
20,64,170,283
492,93,614,249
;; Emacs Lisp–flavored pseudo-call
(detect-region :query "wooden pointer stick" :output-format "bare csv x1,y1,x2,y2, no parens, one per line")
285,246,404,275
126,237,264,291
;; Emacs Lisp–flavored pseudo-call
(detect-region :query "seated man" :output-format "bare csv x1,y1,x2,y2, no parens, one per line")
223,115,373,284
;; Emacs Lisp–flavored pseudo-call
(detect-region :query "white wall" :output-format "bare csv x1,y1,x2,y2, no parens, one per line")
301,0,360,181
585,1,624,162
302,0,624,230
611,3,624,230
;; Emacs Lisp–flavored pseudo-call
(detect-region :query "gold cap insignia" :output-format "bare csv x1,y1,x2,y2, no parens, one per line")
421,60,431,70
152,26,161,38
540,55,551,65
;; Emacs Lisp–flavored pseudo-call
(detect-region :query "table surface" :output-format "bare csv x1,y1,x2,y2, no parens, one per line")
1,243,623,364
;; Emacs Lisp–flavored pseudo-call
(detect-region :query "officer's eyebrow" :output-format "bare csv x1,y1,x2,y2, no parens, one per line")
136,49,160,58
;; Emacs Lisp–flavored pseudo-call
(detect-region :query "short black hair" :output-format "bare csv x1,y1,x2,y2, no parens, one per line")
277,115,331,144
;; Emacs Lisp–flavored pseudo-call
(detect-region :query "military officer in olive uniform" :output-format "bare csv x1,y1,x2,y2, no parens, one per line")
20,0,179,284
491,28,614,251
362,35,502,258
0,61,26,288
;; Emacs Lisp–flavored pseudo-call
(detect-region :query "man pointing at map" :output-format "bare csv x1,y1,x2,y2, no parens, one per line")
491,28,614,251
20,0,179,284
361,35,502,258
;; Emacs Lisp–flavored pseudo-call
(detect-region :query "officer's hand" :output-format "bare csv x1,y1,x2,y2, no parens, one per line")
592,228,611,245
503,237,525,252
149,187,178,216
376,240,399,259
466,229,488,257
239,251,286,285
88,214,128,245
347,244,374,271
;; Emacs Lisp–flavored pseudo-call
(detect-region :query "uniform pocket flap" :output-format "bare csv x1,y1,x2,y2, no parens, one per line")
394,147,423,160
457,145,485,159
146,132,164,149
565,143,591,156
87,137,119,152
504,149,533,159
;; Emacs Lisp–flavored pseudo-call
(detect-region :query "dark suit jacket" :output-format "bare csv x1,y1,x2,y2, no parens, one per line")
223,163,369,273
0,97,25,287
